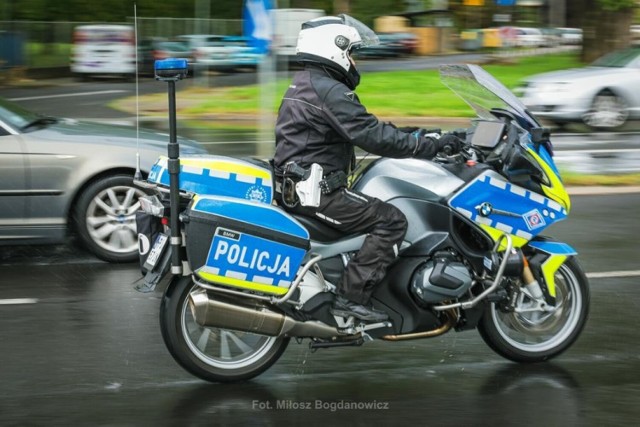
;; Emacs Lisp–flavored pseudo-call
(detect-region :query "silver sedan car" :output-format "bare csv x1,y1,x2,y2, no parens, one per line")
518,46,640,129
0,97,206,262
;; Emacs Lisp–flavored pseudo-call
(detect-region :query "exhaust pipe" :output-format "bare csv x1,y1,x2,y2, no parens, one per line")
188,289,343,339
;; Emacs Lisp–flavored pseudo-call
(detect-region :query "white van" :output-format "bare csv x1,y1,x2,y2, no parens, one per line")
71,24,136,79
271,9,324,62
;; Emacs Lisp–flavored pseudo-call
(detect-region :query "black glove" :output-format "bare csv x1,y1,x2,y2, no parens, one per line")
436,133,463,155
412,130,462,159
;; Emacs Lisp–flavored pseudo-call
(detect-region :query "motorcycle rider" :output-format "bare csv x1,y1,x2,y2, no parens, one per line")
273,14,462,322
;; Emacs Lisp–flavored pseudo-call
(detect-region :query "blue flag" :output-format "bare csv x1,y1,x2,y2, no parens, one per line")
243,0,274,54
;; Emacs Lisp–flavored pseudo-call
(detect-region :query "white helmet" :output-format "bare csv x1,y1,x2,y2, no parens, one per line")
296,14,379,89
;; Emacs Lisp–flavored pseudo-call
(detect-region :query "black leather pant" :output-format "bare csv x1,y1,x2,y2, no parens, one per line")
286,187,407,305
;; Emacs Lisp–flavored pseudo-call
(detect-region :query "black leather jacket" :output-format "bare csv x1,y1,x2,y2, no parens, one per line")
273,65,438,176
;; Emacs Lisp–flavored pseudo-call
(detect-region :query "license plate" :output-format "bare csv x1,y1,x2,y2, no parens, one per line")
144,233,168,270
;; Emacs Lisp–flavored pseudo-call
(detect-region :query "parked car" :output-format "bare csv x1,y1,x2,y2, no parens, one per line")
220,36,265,69
513,27,546,48
353,32,418,58
191,35,264,72
177,34,226,50
540,27,562,47
0,97,206,262
138,37,193,76
556,27,583,45
517,46,640,129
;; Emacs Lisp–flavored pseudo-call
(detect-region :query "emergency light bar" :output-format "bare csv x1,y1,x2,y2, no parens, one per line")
154,58,189,81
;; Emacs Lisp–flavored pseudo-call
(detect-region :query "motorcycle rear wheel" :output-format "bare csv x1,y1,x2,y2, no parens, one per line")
160,276,290,383
478,257,589,363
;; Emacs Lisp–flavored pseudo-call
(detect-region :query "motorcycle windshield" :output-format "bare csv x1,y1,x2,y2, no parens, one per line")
441,64,570,211
439,64,540,129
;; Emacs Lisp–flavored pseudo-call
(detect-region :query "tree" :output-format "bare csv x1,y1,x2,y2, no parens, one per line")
571,0,636,62
5,0,243,21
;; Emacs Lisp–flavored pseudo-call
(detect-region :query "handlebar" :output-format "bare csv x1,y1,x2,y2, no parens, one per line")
432,133,478,164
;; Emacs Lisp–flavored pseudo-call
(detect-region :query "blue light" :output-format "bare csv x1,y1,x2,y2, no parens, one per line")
155,58,189,81
155,58,188,71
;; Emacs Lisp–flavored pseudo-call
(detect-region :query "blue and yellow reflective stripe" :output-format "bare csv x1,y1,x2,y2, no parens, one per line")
479,225,529,249
155,156,272,187
178,157,272,183
525,147,570,212
450,172,568,245
540,254,567,297
197,268,290,296
149,156,273,203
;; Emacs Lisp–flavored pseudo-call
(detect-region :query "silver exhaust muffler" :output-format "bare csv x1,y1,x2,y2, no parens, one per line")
188,289,342,339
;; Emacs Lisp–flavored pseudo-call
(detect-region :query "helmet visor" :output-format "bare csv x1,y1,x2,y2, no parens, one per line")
340,14,379,48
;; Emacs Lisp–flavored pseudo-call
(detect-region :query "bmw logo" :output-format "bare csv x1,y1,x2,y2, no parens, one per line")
478,202,493,217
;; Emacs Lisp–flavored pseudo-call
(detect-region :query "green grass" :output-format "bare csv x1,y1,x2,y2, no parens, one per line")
168,53,584,118
561,171,640,186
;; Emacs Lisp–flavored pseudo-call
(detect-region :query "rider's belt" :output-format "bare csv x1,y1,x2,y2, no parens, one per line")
320,171,348,195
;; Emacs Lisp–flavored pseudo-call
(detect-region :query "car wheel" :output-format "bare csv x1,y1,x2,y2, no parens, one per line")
583,89,629,129
73,174,148,263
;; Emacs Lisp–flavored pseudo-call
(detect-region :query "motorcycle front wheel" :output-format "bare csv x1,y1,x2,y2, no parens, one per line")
478,257,590,363
160,276,290,383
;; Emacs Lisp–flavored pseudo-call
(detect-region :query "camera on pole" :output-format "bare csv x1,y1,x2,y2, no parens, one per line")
155,58,189,274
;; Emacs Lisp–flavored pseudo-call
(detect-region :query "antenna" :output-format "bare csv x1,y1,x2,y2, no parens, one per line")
133,3,142,182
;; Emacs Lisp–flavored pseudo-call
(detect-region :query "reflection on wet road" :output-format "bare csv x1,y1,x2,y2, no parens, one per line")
0,193,639,425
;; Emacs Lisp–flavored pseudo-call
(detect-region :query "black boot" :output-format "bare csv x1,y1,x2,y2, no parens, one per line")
330,296,389,322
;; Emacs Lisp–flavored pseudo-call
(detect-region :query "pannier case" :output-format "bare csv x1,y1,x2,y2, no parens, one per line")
148,155,273,203
186,195,310,295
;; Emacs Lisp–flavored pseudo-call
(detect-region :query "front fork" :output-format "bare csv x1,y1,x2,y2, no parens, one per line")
515,252,567,313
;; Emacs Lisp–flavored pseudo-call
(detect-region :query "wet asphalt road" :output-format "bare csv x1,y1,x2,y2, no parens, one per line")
0,192,639,426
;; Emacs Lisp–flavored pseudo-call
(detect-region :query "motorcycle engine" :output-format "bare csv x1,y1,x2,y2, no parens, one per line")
410,251,474,304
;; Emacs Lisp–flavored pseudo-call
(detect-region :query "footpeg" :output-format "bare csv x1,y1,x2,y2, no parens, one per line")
338,320,393,338
358,321,393,332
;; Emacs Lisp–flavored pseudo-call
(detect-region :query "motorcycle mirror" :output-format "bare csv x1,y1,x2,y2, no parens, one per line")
530,127,551,147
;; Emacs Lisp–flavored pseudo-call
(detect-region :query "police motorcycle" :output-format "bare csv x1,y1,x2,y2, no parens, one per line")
135,60,589,383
